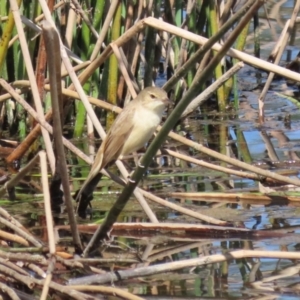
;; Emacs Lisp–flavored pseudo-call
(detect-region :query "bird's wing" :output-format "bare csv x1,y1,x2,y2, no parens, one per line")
100,103,136,169
75,103,136,202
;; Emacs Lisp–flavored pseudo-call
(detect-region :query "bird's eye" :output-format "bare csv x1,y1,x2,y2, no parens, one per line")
149,93,156,99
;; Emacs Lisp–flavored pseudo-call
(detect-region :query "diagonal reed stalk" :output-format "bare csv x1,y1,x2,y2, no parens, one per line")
83,0,266,256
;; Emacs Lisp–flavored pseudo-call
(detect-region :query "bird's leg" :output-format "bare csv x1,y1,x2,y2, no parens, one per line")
132,151,140,166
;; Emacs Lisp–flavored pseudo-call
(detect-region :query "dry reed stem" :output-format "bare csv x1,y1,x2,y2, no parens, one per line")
166,130,300,187
8,79,300,188
0,80,94,169
0,264,34,288
76,20,146,85
86,111,94,139
0,217,42,247
258,0,300,122
137,243,155,265
0,262,98,299
167,192,300,203
182,61,244,117
260,131,279,161
0,259,30,276
140,190,227,225
268,19,290,61
26,263,46,279
112,222,251,232
65,257,139,264
35,1,66,23
165,148,261,181
0,151,40,199
6,80,299,220
61,6,76,74
90,0,119,61
119,47,140,92
16,15,84,65
220,0,235,25
0,250,47,263
0,229,28,246
70,0,98,39
148,241,212,263
69,249,300,285
9,0,55,174
42,20,82,251
0,215,41,247
111,43,137,98
39,0,159,223
39,0,104,136
0,207,25,233
0,281,19,300
39,151,55,254
0,80,160,224
66,285,145,300
40,274,52,300
144,17,300,82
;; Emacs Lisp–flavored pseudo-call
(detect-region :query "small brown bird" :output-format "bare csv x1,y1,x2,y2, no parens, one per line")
75,87,169,216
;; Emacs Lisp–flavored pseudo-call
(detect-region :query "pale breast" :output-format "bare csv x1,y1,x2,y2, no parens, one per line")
121,105,163,155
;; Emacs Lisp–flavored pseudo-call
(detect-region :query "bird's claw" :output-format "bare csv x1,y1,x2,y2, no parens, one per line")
128,177,136,183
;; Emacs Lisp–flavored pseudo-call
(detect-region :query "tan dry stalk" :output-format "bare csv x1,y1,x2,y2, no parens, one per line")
144,17,300,82
258,0,300,122
182,61,244,117
39,0,159,224
42,21,82,251
90,0,119,61
9,0,55,173
69,249,300,285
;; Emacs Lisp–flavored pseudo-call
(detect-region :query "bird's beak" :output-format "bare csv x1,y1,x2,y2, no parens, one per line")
162,97,172,105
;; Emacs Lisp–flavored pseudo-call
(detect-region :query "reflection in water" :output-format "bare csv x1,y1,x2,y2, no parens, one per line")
2,1,300,299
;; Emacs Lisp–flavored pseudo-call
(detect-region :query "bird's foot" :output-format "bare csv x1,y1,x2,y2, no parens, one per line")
128,177,136,183
138,162,145,168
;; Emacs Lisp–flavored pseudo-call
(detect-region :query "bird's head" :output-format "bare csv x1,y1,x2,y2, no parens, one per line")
140,87,171,113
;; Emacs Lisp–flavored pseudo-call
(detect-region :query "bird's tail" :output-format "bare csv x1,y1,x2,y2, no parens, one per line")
74,150,104,218
74,173,103,218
